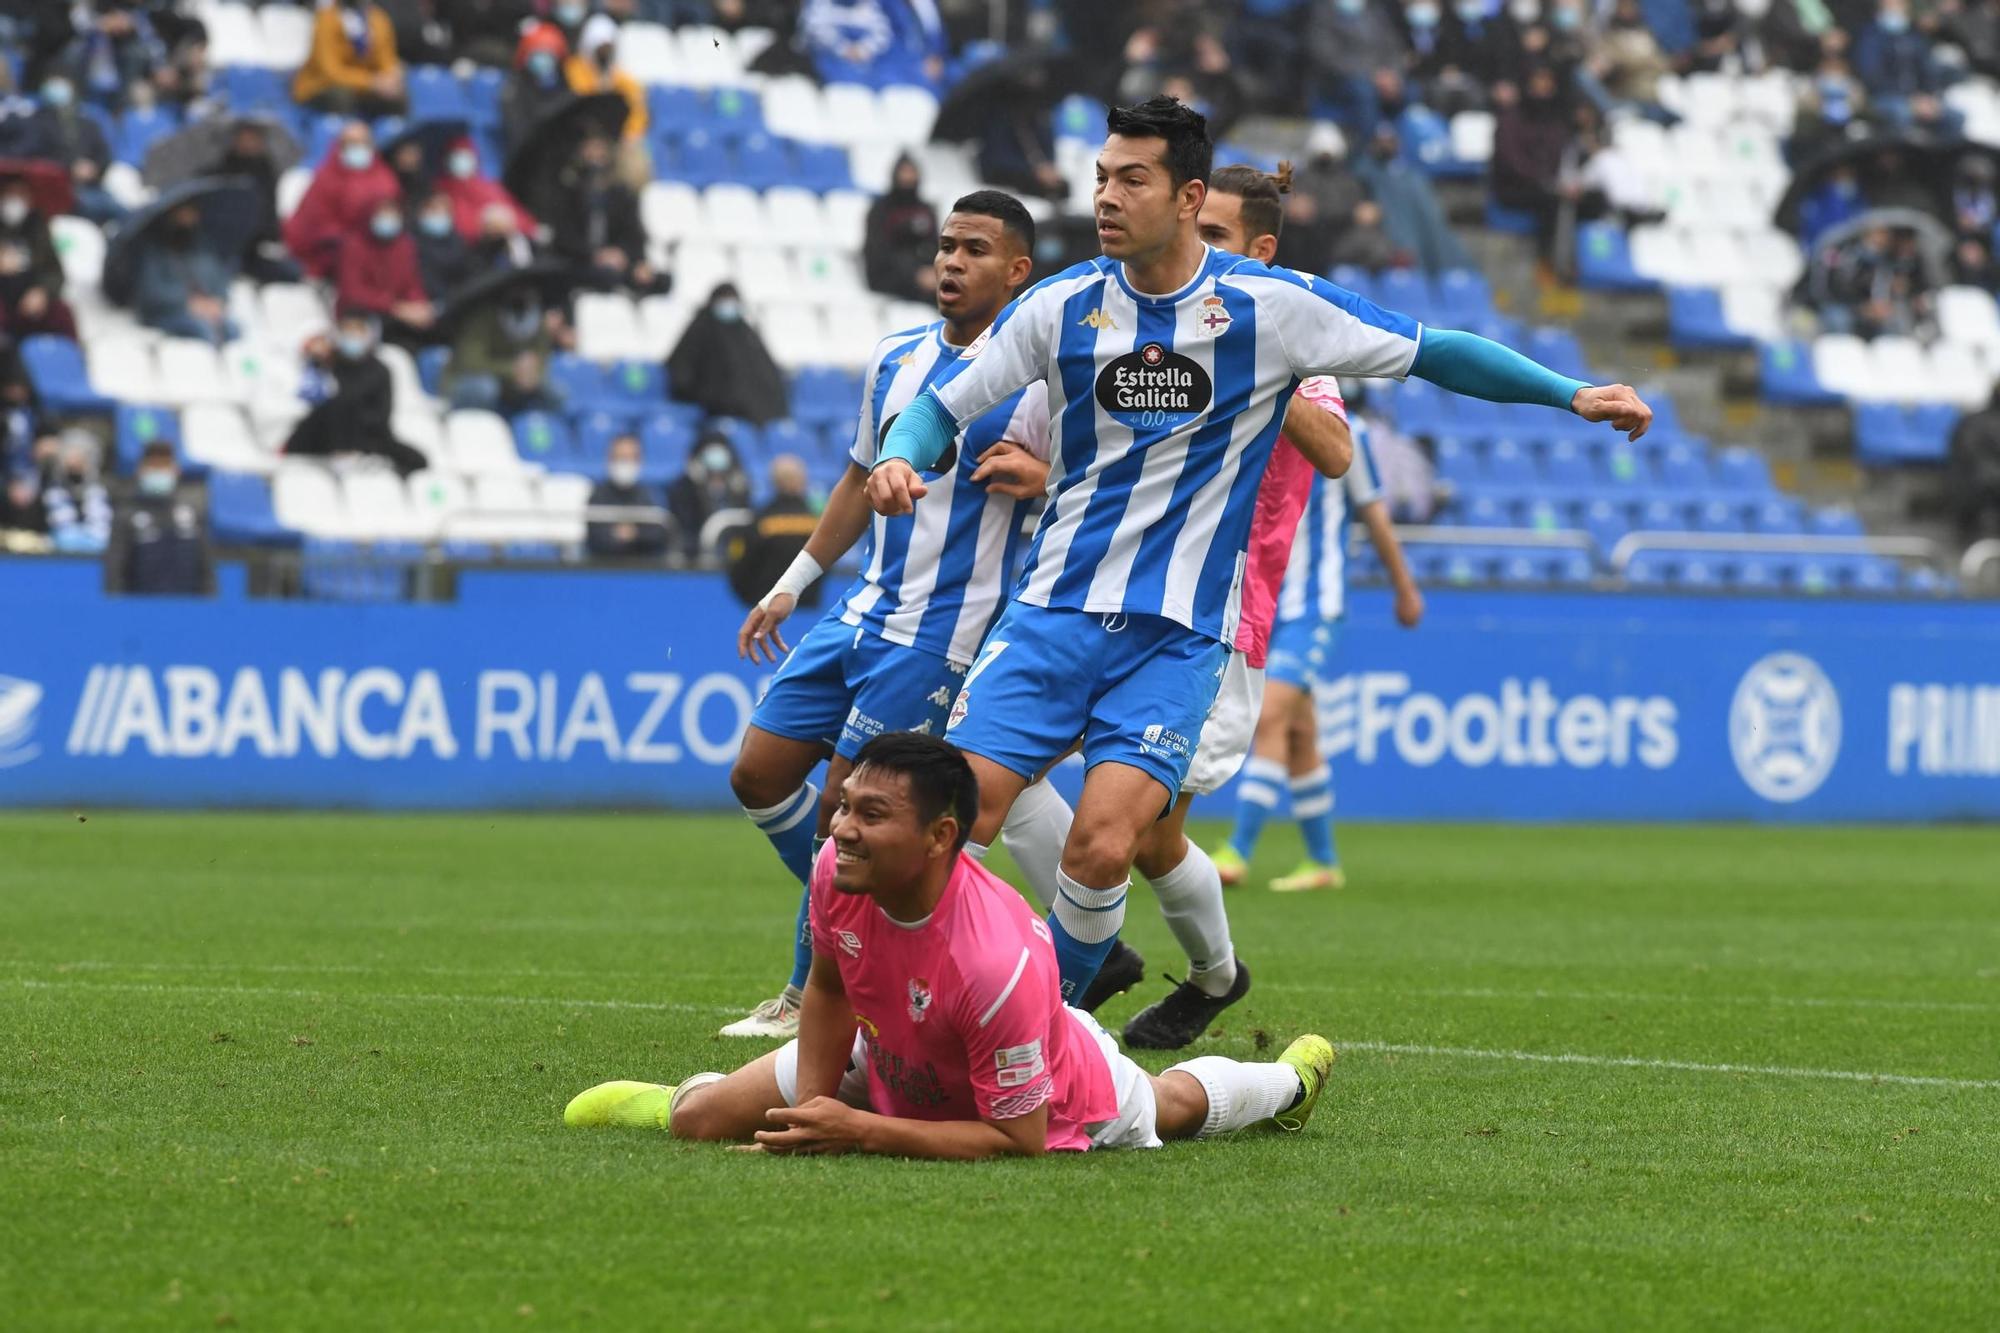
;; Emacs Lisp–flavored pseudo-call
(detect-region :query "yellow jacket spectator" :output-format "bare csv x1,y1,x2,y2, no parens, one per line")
294,2,407,118
566,14,652,187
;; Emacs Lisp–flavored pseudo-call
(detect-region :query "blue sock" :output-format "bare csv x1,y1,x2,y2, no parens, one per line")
1229,756,1288,859
1291,765,1338,866
1048,868,1128,1002
743,784,820,991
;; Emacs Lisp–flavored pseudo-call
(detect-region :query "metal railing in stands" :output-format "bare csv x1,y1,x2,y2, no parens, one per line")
1605,530,1943,574
1962,538,2000,588
1348,524,1595,553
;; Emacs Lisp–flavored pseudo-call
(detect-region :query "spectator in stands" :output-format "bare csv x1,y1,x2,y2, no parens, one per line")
1947,384,2000,539
1306,0,1411,143
965,57,1067,202
1281,124,1367,274
0,466,48,542
284,314,428,477
566,15,652,190
0,371,42,477
380,0,455,67
727,452,820,604
414,193,477,301
444,0,536,68
1952,157,1998,238
1952,233,2000,287
863,153,939,303
1573,114,1663,227
801,0,949,88
470,200,537,272
442,286,566,413
105,439,212,595
294,0,407,119
1944,0,2000,79
284,122,401,281
21,74,123,226
1117,15,1249,140
216,120,298,284
1585,0,1672,109
585,432,671,560
1853,0,1949,126
58,0,172,112
131,200,240,346
437,136,537,246
44,430,111,553
0,178,77,341
667,426,753,561
1491,67,1575,271
548,130,666,295
1354,123,1475,274
1800,165,1865,245
336,201,435,339
668,284,789,425
502,24,574,159
1328,198,1402,270
1232,0,1310,112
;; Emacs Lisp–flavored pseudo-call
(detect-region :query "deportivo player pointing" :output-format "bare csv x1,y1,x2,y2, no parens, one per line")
866,97,1651,1004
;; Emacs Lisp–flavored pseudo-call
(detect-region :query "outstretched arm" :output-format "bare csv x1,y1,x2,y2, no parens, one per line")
1411,328,1653,438
738,463,875,663
866,389,960,515
756,1098,1050,1160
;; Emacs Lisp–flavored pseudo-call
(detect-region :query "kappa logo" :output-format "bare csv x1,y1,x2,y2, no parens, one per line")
894,350,916,367
837,929,863,958
0,674,43,769
926,686,953,707
907,977,933,1024
912,719,933,735
1077,309,1119,330
1195,294,1232,337
1730,652,1841,803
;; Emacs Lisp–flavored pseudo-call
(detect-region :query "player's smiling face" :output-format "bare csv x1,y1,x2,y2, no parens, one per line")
934,213,1027,325
829,767,946,898
1095,135,1196,260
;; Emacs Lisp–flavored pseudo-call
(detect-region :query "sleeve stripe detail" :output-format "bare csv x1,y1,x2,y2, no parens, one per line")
977,946,1033,1028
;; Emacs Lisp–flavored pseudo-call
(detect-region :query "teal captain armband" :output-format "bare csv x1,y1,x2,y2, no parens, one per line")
874,389,959,473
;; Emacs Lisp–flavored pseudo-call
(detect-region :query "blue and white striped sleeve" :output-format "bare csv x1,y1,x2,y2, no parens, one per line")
848,336,899,469
1344,423,1384,508
1248,269,1424,382
929,279,1061,426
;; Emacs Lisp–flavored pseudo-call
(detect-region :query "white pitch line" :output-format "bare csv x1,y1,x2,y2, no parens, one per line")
1339,1040,2000,1092
11,978,739,1017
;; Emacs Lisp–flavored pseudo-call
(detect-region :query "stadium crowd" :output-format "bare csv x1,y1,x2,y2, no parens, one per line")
0,0,1993,592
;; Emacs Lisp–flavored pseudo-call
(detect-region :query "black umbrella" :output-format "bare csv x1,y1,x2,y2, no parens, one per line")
1776,132,2000,234
379,116,472,182
431,258,576,337
102,176,258,307
501,92,628,205
932,49,1084,144
140,114,302,190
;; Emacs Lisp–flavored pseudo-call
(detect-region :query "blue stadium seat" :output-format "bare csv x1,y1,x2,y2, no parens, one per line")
1384,377,1455,435
1520,495,1564,532
1847,557,1900,594
1730,553,1781,591
1636,497,1687,531
1624,550,1672,587
761,418,817,462
1809,506,1864,538
671,130,732,187
1909,404,1959,454
601,359,665,411
464,68,504,128
417,346,449,396
547,354,605,404
1713,446,1772,493
1581,498,1629,557
407,66,470,122
114,105,182,166
442,539,496,563
1541,438,1596,488
1431,435,1478,485
1433,269,1495,325
1904,566,1950,595
1460,493,1512,528
1575,221,1655,291
209,472,294,545
115,403,182,475
1054,95,1108,142
1667,286,1753,351
1758,340,1841,407
734,132,791,189
1749,496,1805,534
649,85,711,130
512,411,574,466
1676,554,1723,589
504,542,564,562
19,336,113,414
793,142,853,192
1484,437,1533,486
1328,265,1374,301
1549,549,1595,586
709,417,766,466
1601,443,1649,488
710,86,764,131
1484,199,1537,235
1496,550,1543,586
1691,495,1744,533
792,366,856,428
635,416,694,481
1656,442,1710,490
1789,558,1837,594
1373,268,1430,324
217,65,293,114
1524,327,1591,382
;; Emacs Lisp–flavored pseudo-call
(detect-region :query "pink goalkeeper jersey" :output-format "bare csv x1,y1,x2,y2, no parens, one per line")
808,843,1119,1151
1234,376,1347,668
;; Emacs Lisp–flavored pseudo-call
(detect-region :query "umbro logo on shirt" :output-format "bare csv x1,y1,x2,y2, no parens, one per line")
1076,309,1119,330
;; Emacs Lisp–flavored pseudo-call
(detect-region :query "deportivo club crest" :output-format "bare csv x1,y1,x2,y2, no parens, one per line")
1197,295,1231,337
907,978,933,1023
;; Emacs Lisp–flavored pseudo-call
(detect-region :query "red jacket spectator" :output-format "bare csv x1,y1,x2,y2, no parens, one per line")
436,136,537,242
335,216,428,321
282,126,401,280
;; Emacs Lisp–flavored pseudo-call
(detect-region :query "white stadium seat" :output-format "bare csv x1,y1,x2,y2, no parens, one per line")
153,338,235,406
759,305,829,370
537,473,593,543
761,77,824,141
392,410,446,468
671,241,735,301
342,467,430,541
375,342,431,412
1811,334,1875,402
260,283,330,342
615,22,678,85
1450,110,1495,163
49,216,106,291
821,190,872,249
1871,336,1926,399
444,409,528,475
638,295,695,359
795,246,865,297
1742,229,1805,291
222,339,302,408
763,186,827,245
273,461,350,537
821,84,885,147
276,167,312,221
90,337,160,402
182,403,268,474
641,182,701,243
1684,229,1750,287
102,162,151,210
1926,341,1991,409
877,85,941,144
1628,225,1694,286
699,184,771,245
203,3,265,67
405,469,470,537
1938,286,2000,351
574,292,647,360
464,473,544,541
734,247,798,303
1721,286,1784,342
258,5,315,69
846,142,905,195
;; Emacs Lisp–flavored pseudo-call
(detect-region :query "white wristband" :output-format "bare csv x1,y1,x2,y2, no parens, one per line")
762,551,823,607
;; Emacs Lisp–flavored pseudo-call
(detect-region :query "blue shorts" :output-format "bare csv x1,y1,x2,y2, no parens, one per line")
750,614,965,761
1266,616,1341,691
945,602,1229,797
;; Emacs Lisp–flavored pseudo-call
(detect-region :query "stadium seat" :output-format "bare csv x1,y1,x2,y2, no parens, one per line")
406,469,470,537
115,403,182,474
153,339,234,407
258,6,316,68
209,471,293,544
1810,506,1865,538
574,293,648,361
1575,222,1655,291
90,336,161,406
1668,287,1754,351
601,360,667,411
272,461,350,537
50,216,107,291
512,411,574,467
1748,497,1804,534
182,403,266,475
1759,339,1840,407
444,410,529,475
637,295,695,359
1656,442,1710,490
1713,446,1772,493
1730,553,1781,591
407,66,470,122
546,354,605,404
341,467,430,541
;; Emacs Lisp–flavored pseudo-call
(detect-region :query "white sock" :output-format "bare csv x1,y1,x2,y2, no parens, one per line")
1149,844,1236,996
999,778,1072,912
964,840,990,861
1166,1056,1302,1136
1052,866,1128,944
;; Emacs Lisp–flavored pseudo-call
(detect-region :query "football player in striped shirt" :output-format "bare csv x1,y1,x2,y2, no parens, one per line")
868,96,1652,1000
718,191,1052,1038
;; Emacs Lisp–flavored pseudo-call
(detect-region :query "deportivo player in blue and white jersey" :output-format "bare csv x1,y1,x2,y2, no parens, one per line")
719,190,1052,1038
867,97,1653,1000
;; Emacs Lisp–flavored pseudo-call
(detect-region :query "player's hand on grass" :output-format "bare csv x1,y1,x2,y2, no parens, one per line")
866,460,926,516
738,594,795,664
754,1096,864,1155
1395,585,1424,628
1571,384,1653,440
970,442,1049,500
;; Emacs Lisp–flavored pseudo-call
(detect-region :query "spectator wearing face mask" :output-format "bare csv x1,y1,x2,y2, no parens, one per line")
1854,0,1946,125
284,313,429,477
106,439,212,595
667,284,789,425
413,192,476,300
131,201,240,346
1799,165,1864,245
726,452,822,606
295,0,408,118
44,430,112,554
1586,0,1672,107
1354,122,1475,273
1491,66,1576,267
585,432,671,560
215,121,300,283
21,75,124,225
442,288,565,413
284,122,402,281
57,0,171,112
667,428,753,561
1307,0,1412,143
863,153,940,302
435,137,538,244
548,130,665,295
503,24,575,160
335,203,434,338
0,179,77,342
566,15,653,190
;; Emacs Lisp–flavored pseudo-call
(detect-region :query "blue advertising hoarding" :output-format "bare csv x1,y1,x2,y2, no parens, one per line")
1,560,1996,820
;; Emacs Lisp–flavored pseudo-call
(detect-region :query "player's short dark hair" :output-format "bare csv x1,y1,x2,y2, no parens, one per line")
1105,95,1213,188
949,189,1036,258
1208,161,1293,243
852,731,979,852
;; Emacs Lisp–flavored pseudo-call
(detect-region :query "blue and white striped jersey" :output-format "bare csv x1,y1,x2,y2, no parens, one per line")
1277,419,1383,625
840,321,1050,665
928,247,1420,644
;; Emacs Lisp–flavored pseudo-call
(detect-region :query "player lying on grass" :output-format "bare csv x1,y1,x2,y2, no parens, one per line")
717,190,1054,1039
565,732,1335,1158
865,95,1652,1008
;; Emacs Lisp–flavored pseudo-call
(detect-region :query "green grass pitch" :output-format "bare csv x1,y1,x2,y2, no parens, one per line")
3,812,1996,1330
